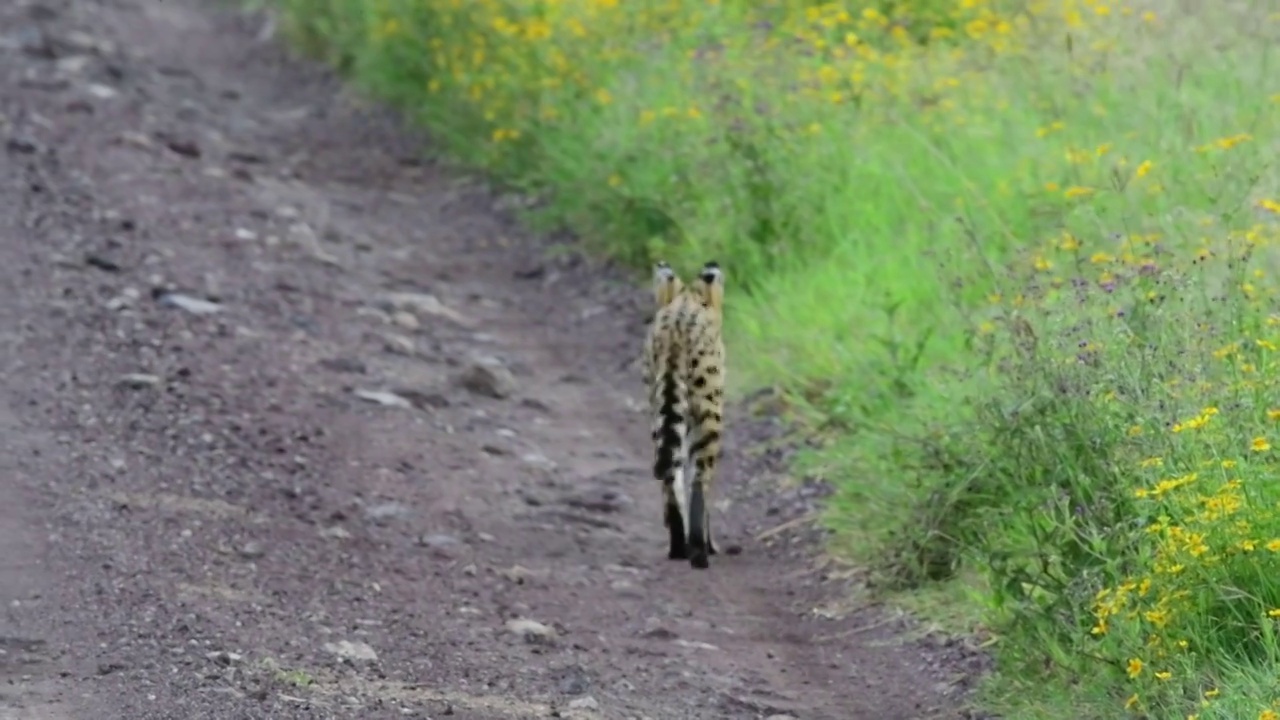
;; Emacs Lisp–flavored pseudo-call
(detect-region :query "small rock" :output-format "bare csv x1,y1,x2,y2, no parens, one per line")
609,580,643,598
455,359,516,400
520,397,553,414
85,253,121,272
154,290,221,315
381,333,416,355
365,502,411,523
567,697,599,711
206,651,242,666
322,640,378,663
505,618,556,644
419,532,460,548
96,660,129,676
557,666,590,696
641,627,678,641
520,452,557,471
561,489,631,514
764,715,799,720
389,388,450,411
320,526,351,540
288,222,342,267
384,292,473,328
673,639,720,651
318,357,366,374
56,55,90,74
116,131,153,150
227,150,266,164
116,373,160,389
6,135,39,155
353,389,412,409
84,83,117,100
105,295,132,311
391,310,420,330
163,137,201,158
238,541,265,559
500,564,549,585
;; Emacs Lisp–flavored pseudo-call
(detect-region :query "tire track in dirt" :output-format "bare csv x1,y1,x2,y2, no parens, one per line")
0,0,989,718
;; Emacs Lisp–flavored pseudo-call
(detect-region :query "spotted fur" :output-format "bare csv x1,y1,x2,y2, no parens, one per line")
641,260,726,570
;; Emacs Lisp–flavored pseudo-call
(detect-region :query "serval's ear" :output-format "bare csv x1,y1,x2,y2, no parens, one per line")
696,260,723,312
653,260,684,308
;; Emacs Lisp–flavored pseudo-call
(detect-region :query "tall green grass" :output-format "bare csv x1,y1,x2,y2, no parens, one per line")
271,0,1280,715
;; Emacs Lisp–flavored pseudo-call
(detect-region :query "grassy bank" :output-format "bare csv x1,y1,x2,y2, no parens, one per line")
271,0,1280,716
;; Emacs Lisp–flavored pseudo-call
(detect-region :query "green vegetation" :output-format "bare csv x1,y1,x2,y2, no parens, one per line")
271,0,1280,716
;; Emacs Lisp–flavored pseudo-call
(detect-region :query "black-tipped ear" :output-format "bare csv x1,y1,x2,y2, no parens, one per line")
698,261,722,283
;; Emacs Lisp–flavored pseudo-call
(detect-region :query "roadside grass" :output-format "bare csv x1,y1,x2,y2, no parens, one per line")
269,0,1280,716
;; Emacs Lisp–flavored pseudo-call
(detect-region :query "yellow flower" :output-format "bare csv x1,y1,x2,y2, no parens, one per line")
1135,160,1154,178
1125,694,1139,710
1155,671,1171,680
1205,688,1220,698
1260,710,1279,720
1217,133,1253,150
1037,120,1065,137
1267,608,1280,618
1268,409,1280,421
1253,437,1272,452
1064,186,1095,199
1126,657,1143,678
1267,539,1280,552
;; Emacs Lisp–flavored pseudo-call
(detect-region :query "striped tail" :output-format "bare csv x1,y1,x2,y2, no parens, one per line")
652,344,689,560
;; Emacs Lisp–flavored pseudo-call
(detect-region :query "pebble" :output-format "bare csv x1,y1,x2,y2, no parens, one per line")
322,640,378,663
505,618,556,644
455,358,516,399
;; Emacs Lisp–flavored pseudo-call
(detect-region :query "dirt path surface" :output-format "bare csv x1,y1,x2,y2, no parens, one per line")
0,1,988,718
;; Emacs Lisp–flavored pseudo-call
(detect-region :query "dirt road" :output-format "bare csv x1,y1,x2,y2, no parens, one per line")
0,1,988,718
